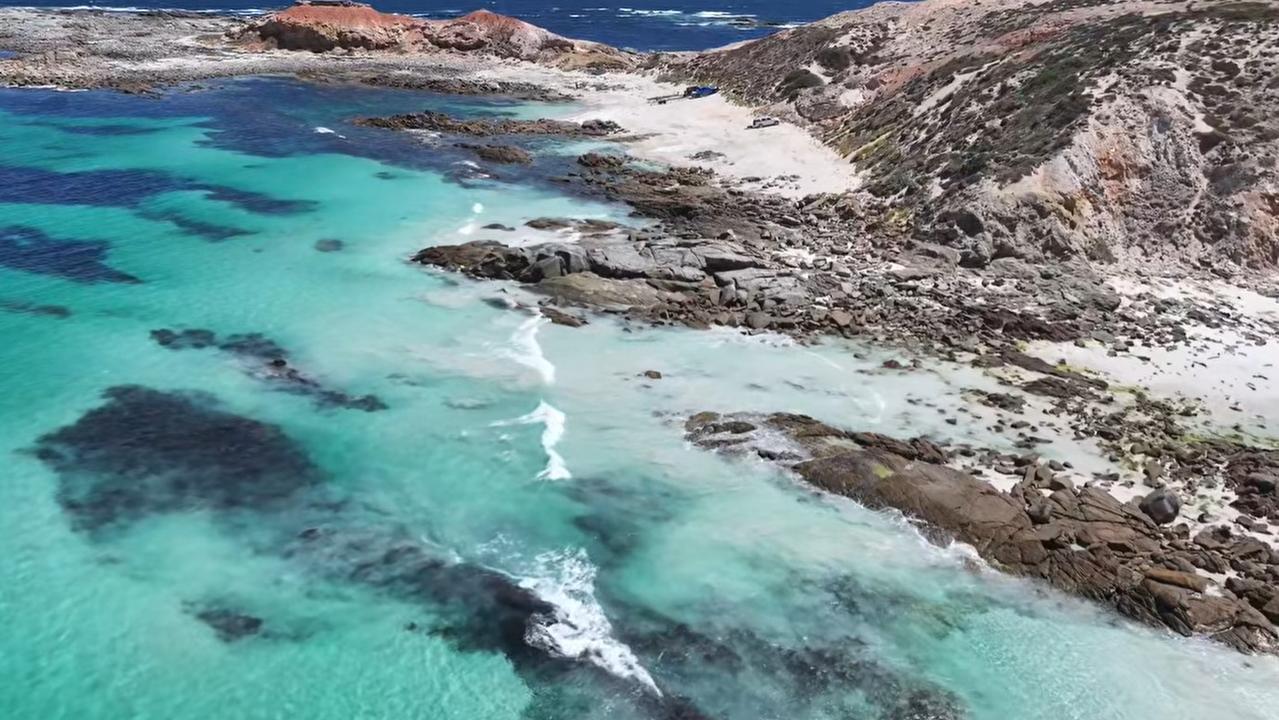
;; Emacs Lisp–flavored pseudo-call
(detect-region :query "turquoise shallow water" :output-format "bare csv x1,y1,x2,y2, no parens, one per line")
2,77,1278,720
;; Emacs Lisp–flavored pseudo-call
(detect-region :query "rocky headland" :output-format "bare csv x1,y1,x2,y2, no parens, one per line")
685,411,1279,654
236,4,634,70
3,0,1279,656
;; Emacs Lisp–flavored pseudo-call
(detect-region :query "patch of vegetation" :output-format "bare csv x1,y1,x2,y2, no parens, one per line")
831,8,1275,218
777,68,824,101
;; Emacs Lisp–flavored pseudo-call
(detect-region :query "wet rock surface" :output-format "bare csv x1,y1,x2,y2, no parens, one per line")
357,110,623,138
413,153,1279,370
686,411,1279,655
457,143,533,165
297,69,576,103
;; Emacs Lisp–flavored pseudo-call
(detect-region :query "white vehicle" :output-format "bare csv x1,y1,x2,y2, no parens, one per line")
748,116,780,129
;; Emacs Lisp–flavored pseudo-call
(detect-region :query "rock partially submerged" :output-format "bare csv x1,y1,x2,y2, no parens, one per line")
357,110,623,138
457,143,533,164
685,411,1279,655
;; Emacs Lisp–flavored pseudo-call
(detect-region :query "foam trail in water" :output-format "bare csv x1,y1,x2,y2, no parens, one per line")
507,315,556,385
519,549,660,694
493,400,570,480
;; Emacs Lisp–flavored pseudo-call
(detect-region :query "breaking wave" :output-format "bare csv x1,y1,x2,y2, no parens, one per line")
493,400,571,481
519,548,660,694
507,315,556,385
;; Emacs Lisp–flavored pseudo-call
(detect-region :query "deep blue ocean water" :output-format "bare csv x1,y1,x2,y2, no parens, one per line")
0,1,875,51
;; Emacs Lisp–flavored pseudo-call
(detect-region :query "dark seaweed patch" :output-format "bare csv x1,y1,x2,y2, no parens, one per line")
199,187,316,215
142,210,253,243
565,477,680,565
314,239,345,252
151,328,386,412
0,166,186,207
216,332,290,361
190,605,265,642
34,387,949,719
614,606,963,720
0,225,140,284
0,298,71,318
0,165,313,217
33,385,320,533
60,124,164,137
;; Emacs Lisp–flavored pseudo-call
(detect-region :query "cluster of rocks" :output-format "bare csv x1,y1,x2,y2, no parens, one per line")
296,69,577,102
457,143,532,164
237,5,635,70
416,149,1277,367
685,411,1279,654
356,110,623,138
0,7,629,91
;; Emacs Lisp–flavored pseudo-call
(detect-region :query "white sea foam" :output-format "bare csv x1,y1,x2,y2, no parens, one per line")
519,549,660,694
471,202,484,214
507,315,556,385
494,401,570,481
619,8,682,16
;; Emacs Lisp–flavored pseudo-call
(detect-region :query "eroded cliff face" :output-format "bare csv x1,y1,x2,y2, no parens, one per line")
667,0,1279,273
238,5,635,70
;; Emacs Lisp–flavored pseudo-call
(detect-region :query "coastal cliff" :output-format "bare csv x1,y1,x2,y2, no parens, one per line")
667,0,1279,274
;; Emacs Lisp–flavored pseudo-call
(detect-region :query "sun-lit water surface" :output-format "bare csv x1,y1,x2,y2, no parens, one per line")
1,77,1277,720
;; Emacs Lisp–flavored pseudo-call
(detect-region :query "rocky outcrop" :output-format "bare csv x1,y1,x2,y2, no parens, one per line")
238,4,635,69
666,0,1279,273
296,70,576,102
457,143,532,164
685,411,1279,655
410,151,1225,354
356,110,623,137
